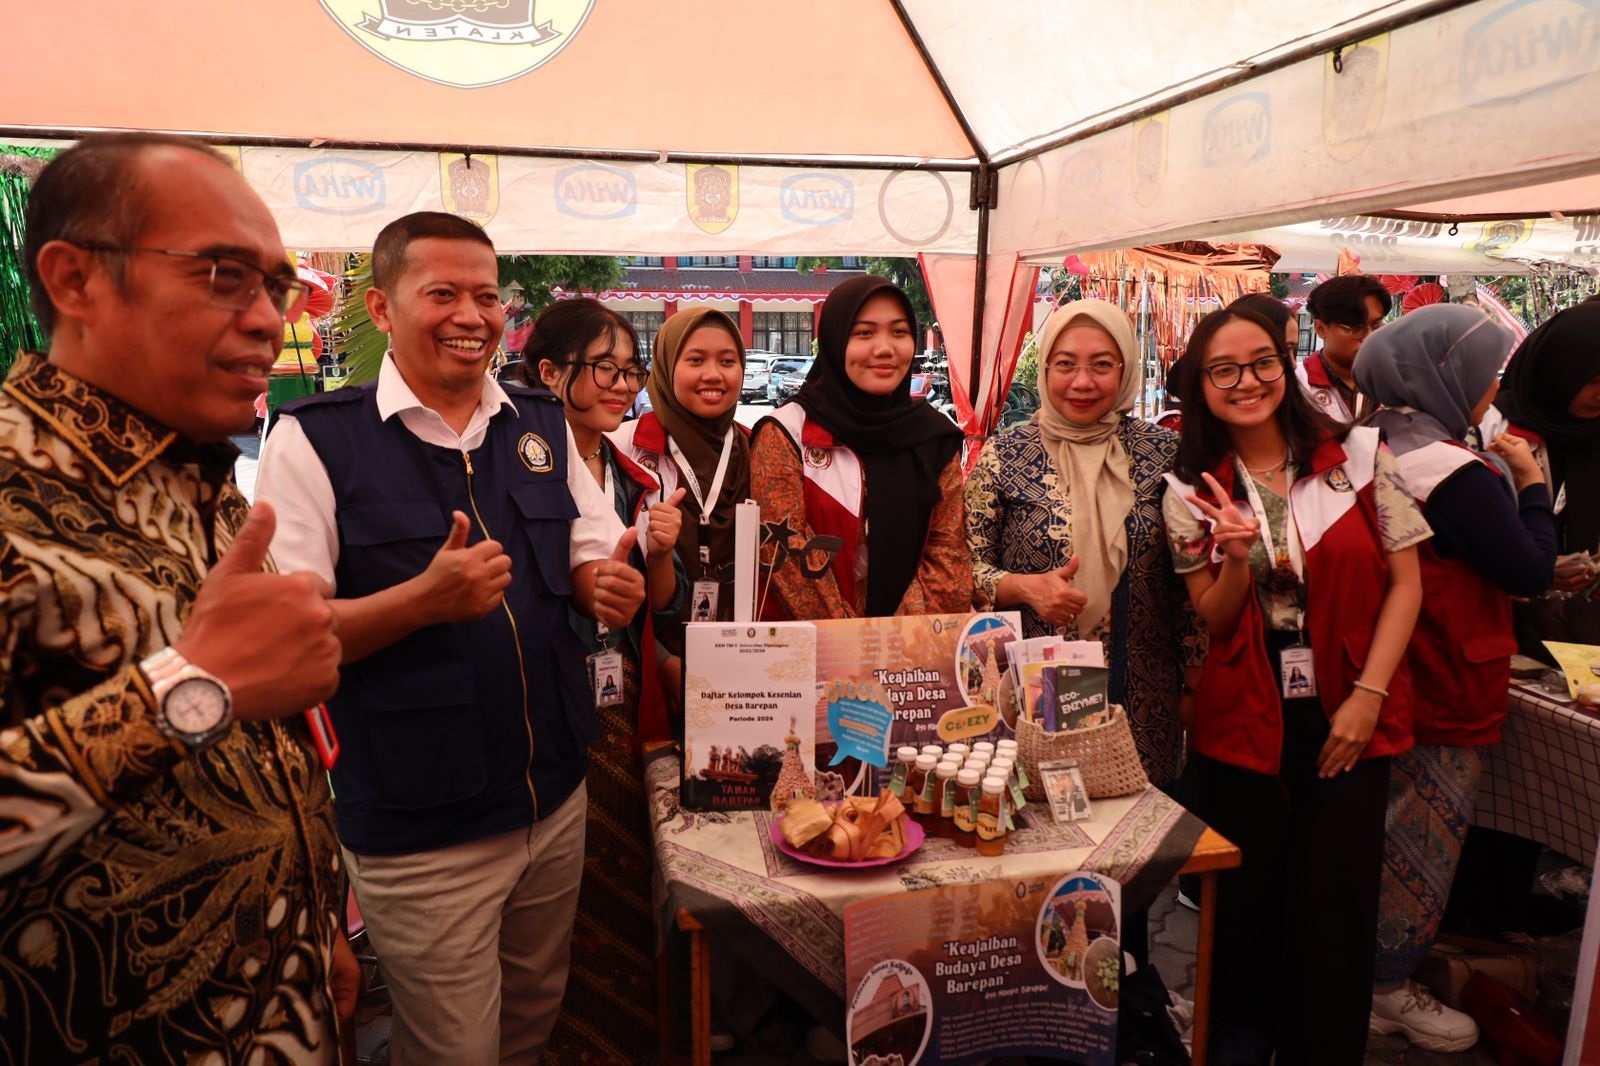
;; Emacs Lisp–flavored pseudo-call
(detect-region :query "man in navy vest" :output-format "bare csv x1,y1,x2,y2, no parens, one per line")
256,212,645,1065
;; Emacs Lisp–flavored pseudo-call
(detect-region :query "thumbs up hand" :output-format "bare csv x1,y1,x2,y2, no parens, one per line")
591,527,647,630
175,502,342,722
418,510,513,624
646,488,687,561
1024,554,1090,627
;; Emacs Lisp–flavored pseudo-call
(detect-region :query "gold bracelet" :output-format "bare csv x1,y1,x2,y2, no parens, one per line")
1352,680,1388,700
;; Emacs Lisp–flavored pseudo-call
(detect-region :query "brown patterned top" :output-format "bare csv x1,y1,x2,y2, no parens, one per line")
0,352,343,1064
749,425,973,621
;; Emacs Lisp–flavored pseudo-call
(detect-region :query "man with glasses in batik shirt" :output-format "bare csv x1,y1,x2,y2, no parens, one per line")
1298,274,1394,423
255,212,647,1065
0,133,353,1063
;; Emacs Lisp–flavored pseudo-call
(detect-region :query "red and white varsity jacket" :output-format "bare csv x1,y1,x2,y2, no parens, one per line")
1167,426,1414,775
1295,354,1358,424
606,441,677,746
607,412,680,501
1394,440,1517,747
758,403,865,618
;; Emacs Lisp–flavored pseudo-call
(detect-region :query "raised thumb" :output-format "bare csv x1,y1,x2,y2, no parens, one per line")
609,526,639,563
1056,554,1081,581
662,487,688,508
212,501,276,577
440,511,471,553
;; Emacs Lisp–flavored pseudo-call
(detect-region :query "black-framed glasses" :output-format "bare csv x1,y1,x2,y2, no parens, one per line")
76,244,311,319
585,359,648,390
1202,355,1287,390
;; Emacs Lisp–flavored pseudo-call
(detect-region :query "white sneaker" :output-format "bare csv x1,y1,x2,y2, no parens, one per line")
1369,980,1479,1052
1175,889,1200,912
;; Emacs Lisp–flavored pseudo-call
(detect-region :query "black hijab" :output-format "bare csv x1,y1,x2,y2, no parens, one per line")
1493,302,1600,553
794,275,963,615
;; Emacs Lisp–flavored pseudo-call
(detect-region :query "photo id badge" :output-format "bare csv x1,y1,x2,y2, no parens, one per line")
1280,645,1318,699
589,648,625,708
690,580,719,623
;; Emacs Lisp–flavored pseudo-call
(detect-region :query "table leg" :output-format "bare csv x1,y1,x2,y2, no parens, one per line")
1191,869,1218,1066
689,922,711,1066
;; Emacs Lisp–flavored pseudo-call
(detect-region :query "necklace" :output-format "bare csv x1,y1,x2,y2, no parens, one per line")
581,444,604,462
1243,452,1290,477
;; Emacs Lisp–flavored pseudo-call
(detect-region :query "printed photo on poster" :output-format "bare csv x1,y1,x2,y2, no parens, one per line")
1036,873,1120,1008
847,959,932,1065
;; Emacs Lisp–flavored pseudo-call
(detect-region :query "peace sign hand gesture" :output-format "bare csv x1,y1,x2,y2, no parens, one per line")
1187,472,1261,564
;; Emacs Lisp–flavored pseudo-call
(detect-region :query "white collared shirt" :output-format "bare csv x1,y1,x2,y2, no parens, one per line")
257,353,622,591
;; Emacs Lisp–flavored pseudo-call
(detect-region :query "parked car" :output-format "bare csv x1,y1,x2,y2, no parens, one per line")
741,351,781,402
766,357,812,404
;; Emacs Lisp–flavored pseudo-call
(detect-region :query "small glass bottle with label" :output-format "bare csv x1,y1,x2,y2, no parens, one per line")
976,776,1008,856
933,759,961,838
909,754,939,823
890,746,919,799
953,768,981,848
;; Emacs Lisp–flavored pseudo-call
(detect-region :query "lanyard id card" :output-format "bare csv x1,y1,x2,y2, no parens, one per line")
690,580,720,622
588,622,625,708
1280,644,1318,699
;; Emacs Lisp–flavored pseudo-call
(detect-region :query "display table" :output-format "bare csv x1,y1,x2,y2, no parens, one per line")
644,748,1239,1065
1477,683,1600,866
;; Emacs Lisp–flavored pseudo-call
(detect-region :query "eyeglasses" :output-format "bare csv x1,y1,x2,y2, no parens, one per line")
586,359,649,390
76,244,312,319
1046,359,1123,379
1329,320,1385,340
1202,355,1287,390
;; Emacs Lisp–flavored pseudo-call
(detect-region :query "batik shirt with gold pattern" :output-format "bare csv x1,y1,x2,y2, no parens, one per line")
0,353,343,1064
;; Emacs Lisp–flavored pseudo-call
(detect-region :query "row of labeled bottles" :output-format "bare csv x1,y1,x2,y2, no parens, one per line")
890,740,1020,854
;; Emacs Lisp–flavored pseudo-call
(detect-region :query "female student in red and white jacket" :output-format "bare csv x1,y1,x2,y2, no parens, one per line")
1353,305,1556,1054
750,275,971,621
1161,305,1428,1066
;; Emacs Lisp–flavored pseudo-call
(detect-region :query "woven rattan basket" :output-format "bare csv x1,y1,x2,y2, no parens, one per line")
1015,705,1149,800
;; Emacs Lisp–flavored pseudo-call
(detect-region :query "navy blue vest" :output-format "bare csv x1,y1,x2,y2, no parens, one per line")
282,383,593,855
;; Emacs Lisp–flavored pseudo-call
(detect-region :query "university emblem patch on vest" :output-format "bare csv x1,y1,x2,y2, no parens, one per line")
637,451,658,473
519,432,553,472
1324,466,1354,492
1314,389,1331,406
805,445,832,469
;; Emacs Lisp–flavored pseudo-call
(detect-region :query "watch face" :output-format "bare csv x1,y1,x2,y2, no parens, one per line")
166,678,228,735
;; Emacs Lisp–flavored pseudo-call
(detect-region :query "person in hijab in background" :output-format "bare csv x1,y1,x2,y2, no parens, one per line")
1480,301,1600,633
751,275,970,620
1355,304,1557,1054
966,298,1202,791
609,308,750,706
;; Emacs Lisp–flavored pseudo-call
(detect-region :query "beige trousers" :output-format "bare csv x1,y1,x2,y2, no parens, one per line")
343,783,587,1066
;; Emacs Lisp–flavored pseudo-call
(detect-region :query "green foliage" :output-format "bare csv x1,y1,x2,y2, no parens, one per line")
1269,275,1289,299
329,254,385,386
795,256,935,335
498,255,625,315
1013,331,1039,393
0,146,58,377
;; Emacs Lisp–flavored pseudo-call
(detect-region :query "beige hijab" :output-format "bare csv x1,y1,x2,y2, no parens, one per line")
1033,300,1141,634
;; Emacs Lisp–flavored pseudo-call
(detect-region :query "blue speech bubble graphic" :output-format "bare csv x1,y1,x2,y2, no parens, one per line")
827,694,894,768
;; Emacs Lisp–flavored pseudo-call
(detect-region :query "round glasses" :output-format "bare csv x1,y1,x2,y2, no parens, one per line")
76,243,311,318
1046,359,1123,379
1201,355,1287,390
585,359,648,390
1330,320,1385,340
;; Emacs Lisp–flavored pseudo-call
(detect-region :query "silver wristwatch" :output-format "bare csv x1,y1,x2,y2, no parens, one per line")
139,647,234,750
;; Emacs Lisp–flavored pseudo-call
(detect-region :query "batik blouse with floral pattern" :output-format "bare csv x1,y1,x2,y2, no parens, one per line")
964,416,1204,787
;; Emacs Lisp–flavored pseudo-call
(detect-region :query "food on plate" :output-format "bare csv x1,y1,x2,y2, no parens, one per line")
783,789,910,863
779,798,833,850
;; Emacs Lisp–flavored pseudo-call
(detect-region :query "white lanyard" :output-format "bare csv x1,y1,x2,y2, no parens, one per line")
667,428,735,531
1234,456,1307,633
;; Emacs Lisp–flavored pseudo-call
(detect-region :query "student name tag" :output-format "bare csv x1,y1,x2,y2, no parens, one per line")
1280,645,1318,699
589,648,625,708
690,580,719,623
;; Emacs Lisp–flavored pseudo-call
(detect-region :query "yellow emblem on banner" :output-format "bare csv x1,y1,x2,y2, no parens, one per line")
318,0,593,89
1323,34,1389,163
440,152,499,223
1131,111,1168,207
1467,219,1533,258
687,164,739,235
935,704,997,743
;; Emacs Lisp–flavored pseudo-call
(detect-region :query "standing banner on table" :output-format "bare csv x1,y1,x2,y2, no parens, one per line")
682,622,817,811
813,612,1023,795
845,872,1121,1065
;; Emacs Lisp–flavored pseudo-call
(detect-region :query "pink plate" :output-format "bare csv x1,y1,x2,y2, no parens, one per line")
769,811,925,868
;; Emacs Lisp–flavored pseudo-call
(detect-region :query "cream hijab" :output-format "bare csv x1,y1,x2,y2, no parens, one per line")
1033,300,1141,634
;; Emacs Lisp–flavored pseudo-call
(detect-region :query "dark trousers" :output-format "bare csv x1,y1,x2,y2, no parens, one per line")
1196,697,1391,1066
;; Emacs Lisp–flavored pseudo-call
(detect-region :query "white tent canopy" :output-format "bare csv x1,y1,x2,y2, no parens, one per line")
5,0,1598,423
